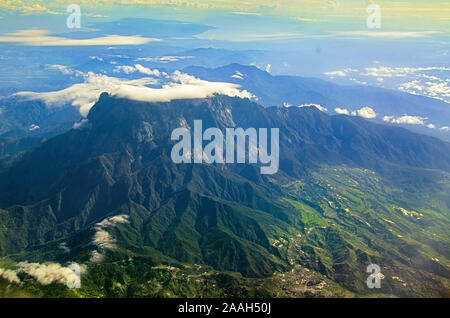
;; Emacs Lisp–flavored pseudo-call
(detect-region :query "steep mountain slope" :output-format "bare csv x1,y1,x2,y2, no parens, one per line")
0,94,449,297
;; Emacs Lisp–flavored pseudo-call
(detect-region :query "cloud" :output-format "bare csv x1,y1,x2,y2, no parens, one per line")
73,118,89,130
13,65,255,117
334,107,350,115
135,56,194,63
335,106,375,117
399,79,450,102
47,64,78,75
324,71,346,78
16,262,84,287
0,29,159,46
113,65,137,74
114,74,255,105
232,71,244,80
294,17,317,22
113,64,162,76
232,11,261,16
351,106,376,119
93,214,130,250
324,68,358,78
2,2,59,15
134,64,161,76
95,214,130,229
90,250,104,263
93,229,116,249
0,268,21,284
333,31,441,39
13,72,160,116
383,115,427,125
362,66,450,78
89,56,104,62
298,103,328,112
91,214,130,262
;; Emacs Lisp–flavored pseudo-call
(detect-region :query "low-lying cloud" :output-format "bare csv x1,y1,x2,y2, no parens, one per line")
14,72,159,116
333,106,376,119
0,268,21,284
1,262,85,287
13,68,255,117
351,106,376,119
0,29,159,46
383,115,427,125
91,214,130,263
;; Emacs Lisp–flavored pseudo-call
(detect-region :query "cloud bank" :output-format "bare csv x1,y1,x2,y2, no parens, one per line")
1,262,85,287
383,115,427,125
13,68,255,116
0,29,159,46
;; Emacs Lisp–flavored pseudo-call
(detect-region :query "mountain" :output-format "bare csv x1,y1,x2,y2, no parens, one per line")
184,64,450,142
0,94,449,297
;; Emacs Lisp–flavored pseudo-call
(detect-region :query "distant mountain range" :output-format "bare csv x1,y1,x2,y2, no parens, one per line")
185,64,450,142
0,94,449,297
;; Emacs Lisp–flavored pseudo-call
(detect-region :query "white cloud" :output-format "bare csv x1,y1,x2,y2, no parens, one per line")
8,262,85,287
29,124,40,131
363,66,450,78
135,56,194,63
47,64,78,75
399,79,450,103
0,268,21,284
232,11,262,16
0,29,159,46
324,70,347,77
114,64,162,77
333,31,441,39
13,66,255,117
90,250,104,263
334,107,350,115
383,115,427,125
398,80,423,93
114,71,255,105
232,71,244,80
294,17,317,22
351,106,377,119
113,65,137,74
90,214,130,262
93,229,116,249
134,64,161,77
13,73,160,116
95,214,130,229
440,126,450,131
89,56,104,62
73,118,89,130
298,103,328,112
